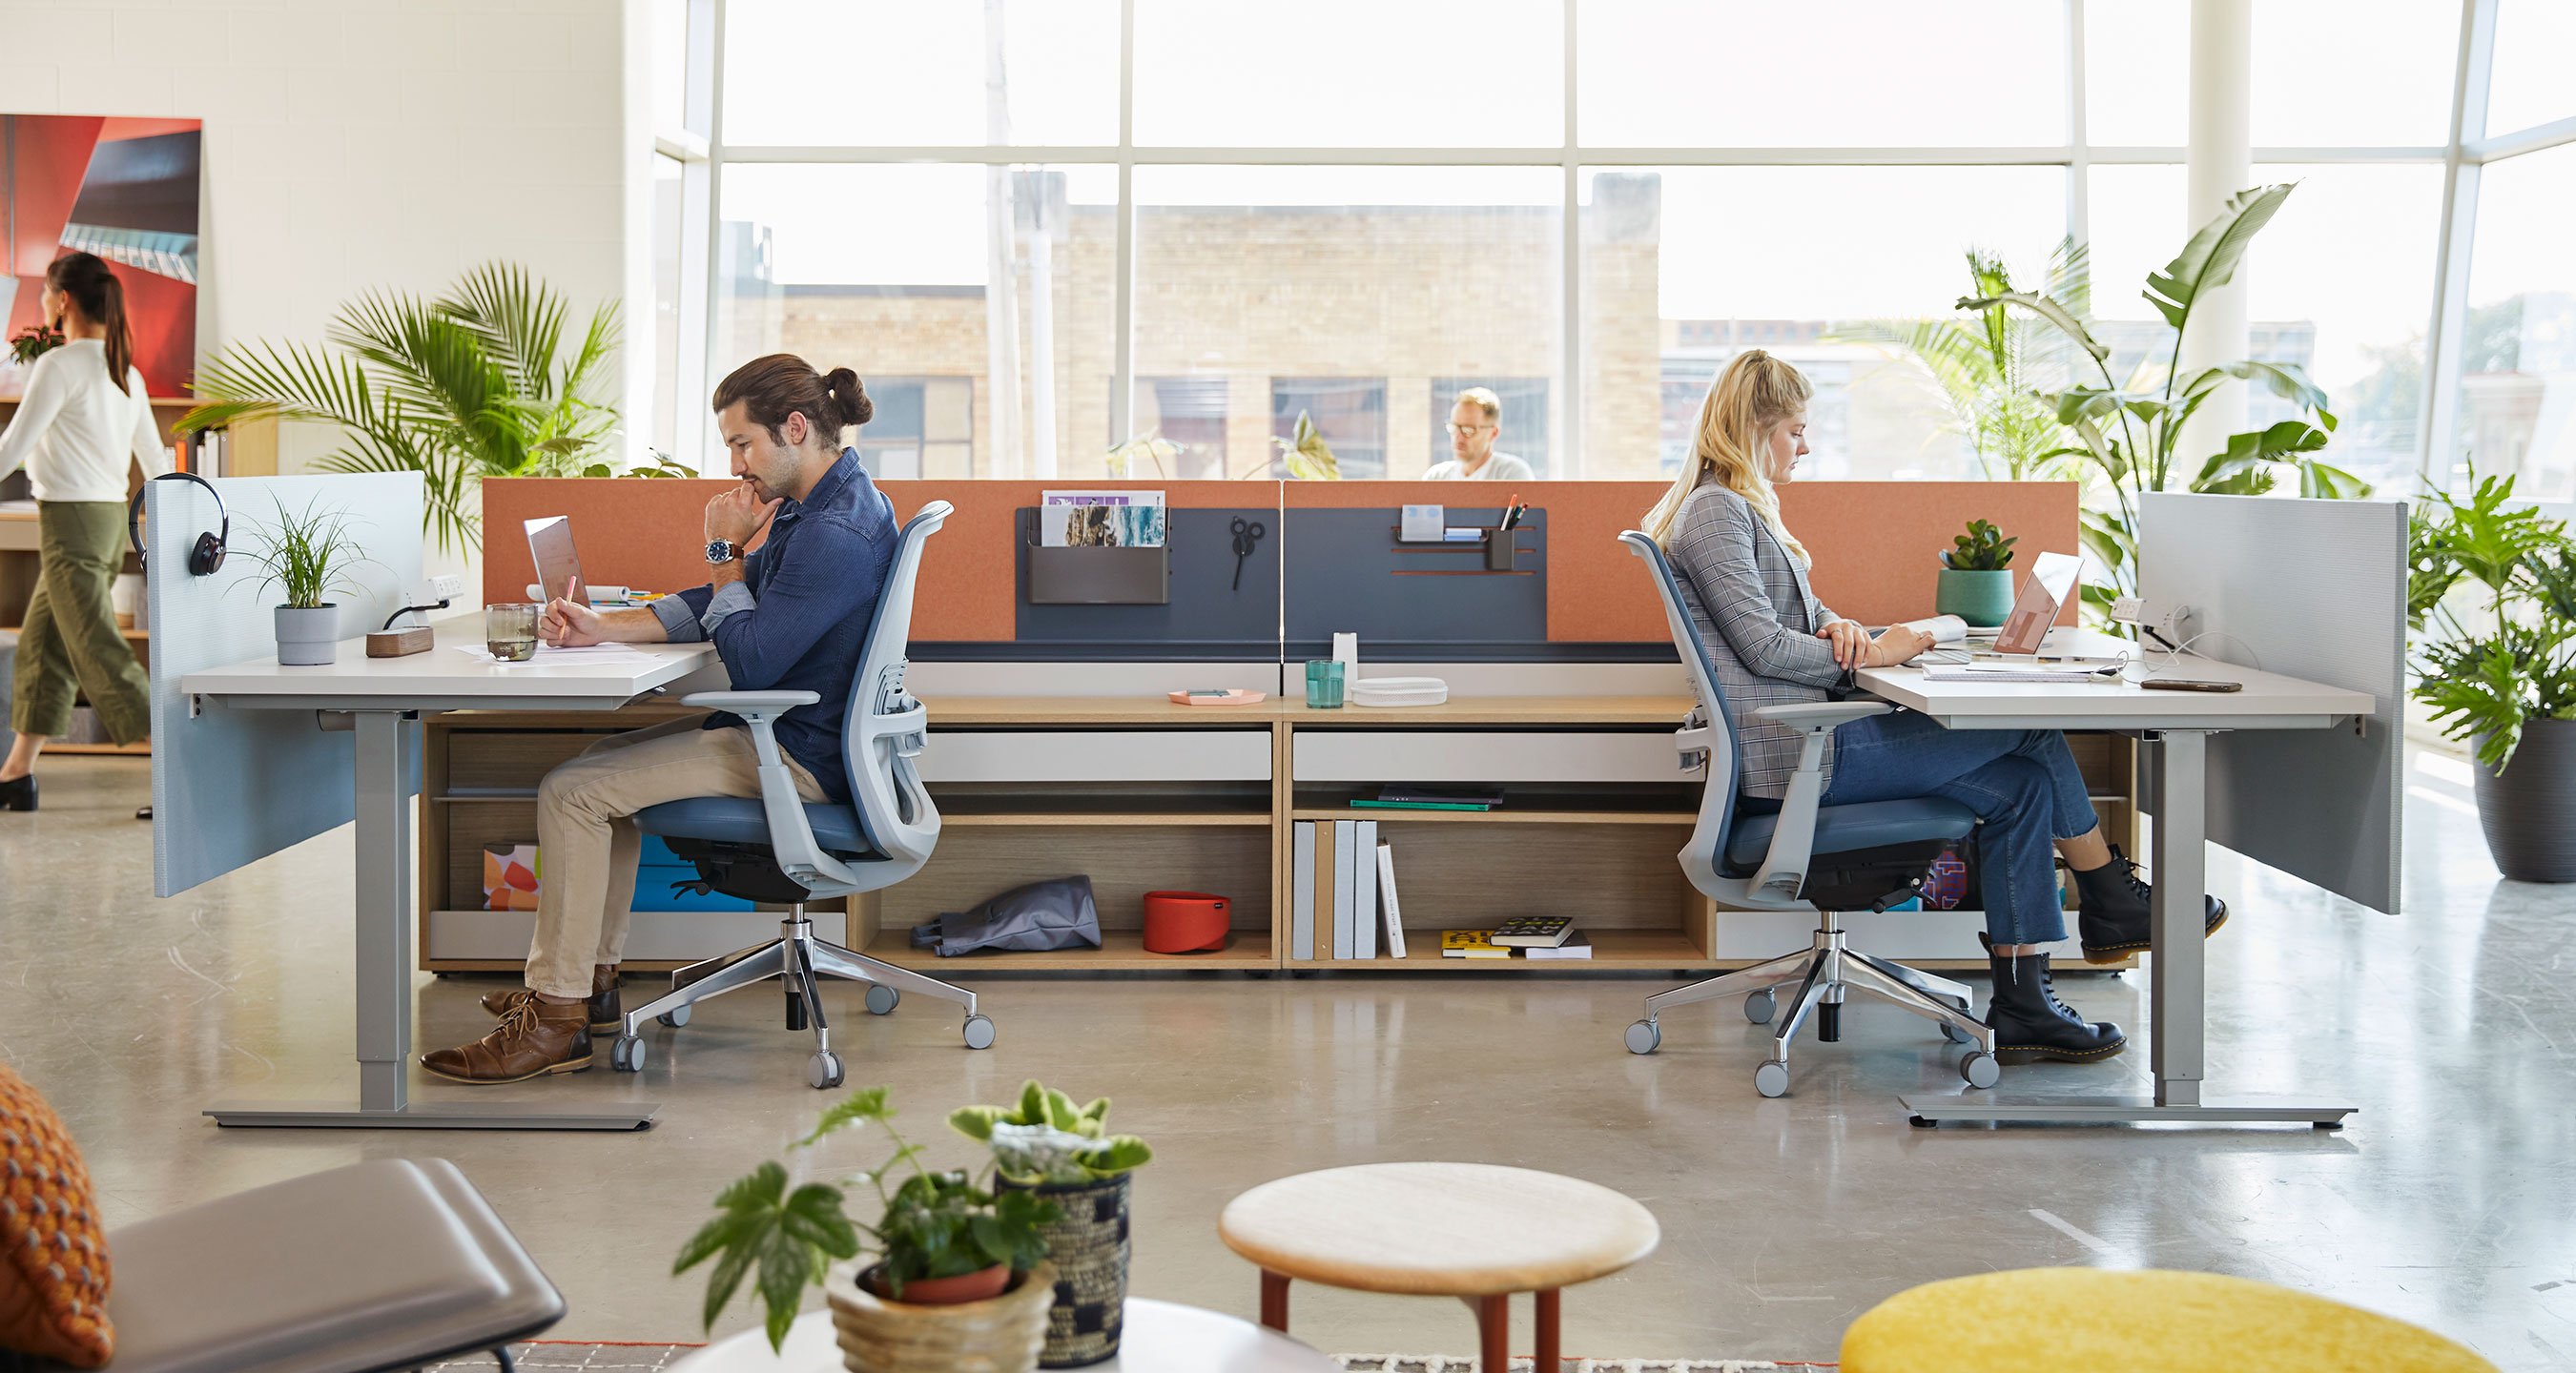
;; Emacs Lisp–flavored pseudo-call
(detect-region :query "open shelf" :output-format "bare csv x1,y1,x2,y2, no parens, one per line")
860,928,1277,972
935,789,1271,825
1291,806,1698,825
1309,927,1715,970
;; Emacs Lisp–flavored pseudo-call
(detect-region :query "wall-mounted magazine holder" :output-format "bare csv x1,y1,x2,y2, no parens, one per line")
1021,508,1170,605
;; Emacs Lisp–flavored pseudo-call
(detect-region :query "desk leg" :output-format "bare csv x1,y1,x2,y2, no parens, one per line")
1897,728,2356,1129
207,710,657,1131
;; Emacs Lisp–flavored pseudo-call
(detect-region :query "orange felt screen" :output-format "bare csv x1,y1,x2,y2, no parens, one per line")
0,1063,112,1368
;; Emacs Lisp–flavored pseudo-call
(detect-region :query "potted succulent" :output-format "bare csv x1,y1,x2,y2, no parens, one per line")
2409,469,2576,881
1935,518,2018,627
238,496,374,666
950,1080,1153,1368
678,1087,1061,1369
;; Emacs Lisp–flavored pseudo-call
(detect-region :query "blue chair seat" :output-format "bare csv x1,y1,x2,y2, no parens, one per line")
1722,797,1977,873
635,797,882,859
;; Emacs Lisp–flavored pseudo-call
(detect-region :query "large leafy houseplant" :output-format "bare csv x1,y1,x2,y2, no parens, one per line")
677,1087,1059,1353
173,262,623,552
2409,469,2576,771
1960,184,2370,622
1831,237,2092,482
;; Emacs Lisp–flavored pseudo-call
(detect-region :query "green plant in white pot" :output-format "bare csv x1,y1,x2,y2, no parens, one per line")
2409,468,2576,881
951,1080,1153,1368
1936,519,2018,627
238,496,375,666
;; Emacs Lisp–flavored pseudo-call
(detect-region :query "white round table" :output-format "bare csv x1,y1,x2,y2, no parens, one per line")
671,1297,1338,1371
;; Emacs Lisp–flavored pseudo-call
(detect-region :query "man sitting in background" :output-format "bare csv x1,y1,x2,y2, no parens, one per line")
1425,386,1535,482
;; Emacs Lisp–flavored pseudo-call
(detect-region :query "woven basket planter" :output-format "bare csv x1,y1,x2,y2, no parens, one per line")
999,1174,1133,1367
825,1260,1055,1373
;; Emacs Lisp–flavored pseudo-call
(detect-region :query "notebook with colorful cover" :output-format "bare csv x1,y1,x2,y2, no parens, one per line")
1489,915,1574,948
1440,930,1514,959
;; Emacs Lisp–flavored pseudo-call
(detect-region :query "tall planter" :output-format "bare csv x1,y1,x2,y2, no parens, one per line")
998,1174,1131,1367
2474,719,2576,882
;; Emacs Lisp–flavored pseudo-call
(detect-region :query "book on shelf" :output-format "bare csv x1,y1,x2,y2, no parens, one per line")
1290,822,1316,962
1331,820,1356,960
1376,785,1504,809
1350,798,1487,811
1522,931,1593,960
1440,930,1514,959
1489,915,1574,948
1350,819,1377,960
1375,842,1408,959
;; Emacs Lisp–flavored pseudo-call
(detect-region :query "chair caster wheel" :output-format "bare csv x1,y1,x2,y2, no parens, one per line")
1940,997,1974,1043
962,1014,997,1050
1753,1061,1790,1097
808,1052,844,1090
1623,1020,1660,1055
1959,1050,2000,1089
865,984,899,1016
1744,989,1775,1024
657,1005,690,1029
609,1035,646,1074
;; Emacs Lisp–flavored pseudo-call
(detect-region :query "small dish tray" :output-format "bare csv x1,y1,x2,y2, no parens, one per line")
1349,675,1448,708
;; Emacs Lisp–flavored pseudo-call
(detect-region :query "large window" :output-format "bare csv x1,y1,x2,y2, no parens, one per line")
2456,143,2576,502
654,0,2552,495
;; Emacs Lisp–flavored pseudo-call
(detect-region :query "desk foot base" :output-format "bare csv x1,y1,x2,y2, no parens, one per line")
1898,1093,2356,1128
207,1100,659,1131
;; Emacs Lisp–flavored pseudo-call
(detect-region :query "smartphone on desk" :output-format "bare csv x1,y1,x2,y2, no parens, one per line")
2141,678,2244,693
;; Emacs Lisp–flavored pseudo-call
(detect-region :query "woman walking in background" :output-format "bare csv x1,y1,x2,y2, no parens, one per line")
0,253,168,814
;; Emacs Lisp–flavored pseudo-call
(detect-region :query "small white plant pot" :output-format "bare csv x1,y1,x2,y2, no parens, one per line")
275,605,341,666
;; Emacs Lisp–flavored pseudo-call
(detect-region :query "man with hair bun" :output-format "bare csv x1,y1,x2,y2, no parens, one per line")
1425,385,1535,482
422,353,898,1084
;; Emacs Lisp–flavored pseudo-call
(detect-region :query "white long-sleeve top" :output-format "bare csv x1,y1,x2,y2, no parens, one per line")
0,339,172,502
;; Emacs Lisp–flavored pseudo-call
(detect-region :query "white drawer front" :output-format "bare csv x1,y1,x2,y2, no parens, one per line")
921,729,1273,783
1292,730,1680,783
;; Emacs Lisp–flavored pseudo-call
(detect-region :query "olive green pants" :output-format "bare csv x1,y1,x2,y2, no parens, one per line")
11,502,151,744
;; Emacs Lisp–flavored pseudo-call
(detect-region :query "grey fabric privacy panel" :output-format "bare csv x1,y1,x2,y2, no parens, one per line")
149,474,424,897
1283,507,1548,659
2139,493,2406,914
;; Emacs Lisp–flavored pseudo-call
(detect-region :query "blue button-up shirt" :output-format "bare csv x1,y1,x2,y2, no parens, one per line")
650,450,896,802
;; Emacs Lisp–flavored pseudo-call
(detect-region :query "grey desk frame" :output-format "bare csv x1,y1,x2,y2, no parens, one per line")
181,618,719,1131
1859,628,2376,1128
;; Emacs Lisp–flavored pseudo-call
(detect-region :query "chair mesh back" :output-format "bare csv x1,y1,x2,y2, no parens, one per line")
840,501,951,836
1619,530,1740,844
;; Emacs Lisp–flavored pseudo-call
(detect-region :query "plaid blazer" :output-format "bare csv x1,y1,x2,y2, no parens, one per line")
1665,484,1855,799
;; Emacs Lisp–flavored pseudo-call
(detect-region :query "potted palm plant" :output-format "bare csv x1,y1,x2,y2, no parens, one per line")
238,496,374,666
678,1087,1061,1369
1935,518,2018,626
2409,469,2576,881
950,1080,1154,1367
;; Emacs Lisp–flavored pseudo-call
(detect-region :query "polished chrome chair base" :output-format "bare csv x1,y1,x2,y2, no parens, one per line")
608,906,995,1089
1625,912,2000,1097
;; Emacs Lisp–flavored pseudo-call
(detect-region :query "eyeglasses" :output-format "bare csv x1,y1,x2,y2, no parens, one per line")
1445,423,1494,436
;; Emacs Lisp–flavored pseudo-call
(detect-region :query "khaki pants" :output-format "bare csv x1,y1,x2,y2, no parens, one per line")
525,716,825,999
12,502,151,743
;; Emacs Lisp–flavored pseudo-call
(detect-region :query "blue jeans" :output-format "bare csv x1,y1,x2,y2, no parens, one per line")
1817,710,2100,945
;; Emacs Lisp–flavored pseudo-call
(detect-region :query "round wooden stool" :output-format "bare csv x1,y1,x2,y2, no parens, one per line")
1841,1268,2497,1373
1218,1162,1659,1370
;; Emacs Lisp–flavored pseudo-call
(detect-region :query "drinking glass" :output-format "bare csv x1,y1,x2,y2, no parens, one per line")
484,603,540,662
1304,659,1345,709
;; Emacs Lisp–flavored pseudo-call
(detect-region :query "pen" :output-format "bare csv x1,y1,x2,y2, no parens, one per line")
1501,494,1522,530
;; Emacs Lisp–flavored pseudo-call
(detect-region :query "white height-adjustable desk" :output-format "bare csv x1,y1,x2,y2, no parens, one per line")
179,617,718,1130
1858,628,2376,1128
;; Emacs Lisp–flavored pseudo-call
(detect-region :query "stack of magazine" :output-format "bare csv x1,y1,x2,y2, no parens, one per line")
1351,786,1504,812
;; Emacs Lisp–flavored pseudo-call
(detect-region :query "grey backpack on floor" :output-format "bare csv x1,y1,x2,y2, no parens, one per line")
911,875,1103,956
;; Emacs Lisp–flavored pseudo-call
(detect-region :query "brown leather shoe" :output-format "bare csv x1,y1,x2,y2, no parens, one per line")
483,965,623,1034
422,999,593,1084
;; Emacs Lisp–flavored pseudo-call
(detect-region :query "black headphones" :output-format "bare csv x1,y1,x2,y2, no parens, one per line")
127,471,229,576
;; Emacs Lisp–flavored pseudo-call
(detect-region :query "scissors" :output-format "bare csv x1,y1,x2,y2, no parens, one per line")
1229,516,1266,590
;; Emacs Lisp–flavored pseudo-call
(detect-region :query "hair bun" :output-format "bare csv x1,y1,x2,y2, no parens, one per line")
824,367,872,427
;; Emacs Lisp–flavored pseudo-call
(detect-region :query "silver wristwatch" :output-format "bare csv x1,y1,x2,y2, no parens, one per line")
705,539,741,565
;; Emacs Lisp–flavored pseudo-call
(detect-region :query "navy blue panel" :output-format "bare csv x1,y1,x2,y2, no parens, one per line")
1010,507,1280,661
1282,507,1546,658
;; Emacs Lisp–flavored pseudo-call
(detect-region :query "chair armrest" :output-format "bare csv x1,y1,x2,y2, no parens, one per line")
1753,701,1890,730
681,689,820,719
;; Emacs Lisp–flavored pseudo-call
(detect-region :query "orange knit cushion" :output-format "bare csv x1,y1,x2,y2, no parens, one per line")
0,1063,112,1367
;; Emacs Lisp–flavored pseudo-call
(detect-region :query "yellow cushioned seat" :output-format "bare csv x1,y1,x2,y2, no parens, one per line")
1841,1268,2495,1373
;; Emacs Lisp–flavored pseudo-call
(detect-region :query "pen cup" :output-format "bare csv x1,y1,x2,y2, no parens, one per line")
1483,528,1517,571
484,603,539,663
1304,659,1345,709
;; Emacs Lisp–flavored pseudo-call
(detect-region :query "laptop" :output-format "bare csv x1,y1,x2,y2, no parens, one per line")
1991,550,2085,656
525,516,584,605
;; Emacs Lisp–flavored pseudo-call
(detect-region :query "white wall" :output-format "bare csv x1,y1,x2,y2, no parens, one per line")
1,0,640,585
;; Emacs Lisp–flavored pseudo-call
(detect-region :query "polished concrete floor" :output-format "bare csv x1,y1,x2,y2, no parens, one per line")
2,748,2571,1368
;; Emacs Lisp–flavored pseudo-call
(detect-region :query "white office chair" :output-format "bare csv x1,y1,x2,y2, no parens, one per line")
1618,530,2001,1097
610,501,987,1090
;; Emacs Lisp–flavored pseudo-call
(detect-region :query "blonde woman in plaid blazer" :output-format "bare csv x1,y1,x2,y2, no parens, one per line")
1643,352,2221,1064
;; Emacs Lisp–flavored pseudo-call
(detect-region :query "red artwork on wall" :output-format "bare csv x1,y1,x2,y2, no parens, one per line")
3,114,201,399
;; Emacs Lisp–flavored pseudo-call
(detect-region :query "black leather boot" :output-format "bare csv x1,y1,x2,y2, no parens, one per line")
0,773,33,812
2073,845,2227,964
1986,947,2126,1064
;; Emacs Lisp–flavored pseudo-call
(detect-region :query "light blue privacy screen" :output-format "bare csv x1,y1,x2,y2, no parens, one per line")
148,473,423,897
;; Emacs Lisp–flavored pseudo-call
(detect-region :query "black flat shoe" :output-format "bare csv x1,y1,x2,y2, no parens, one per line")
0,774,33,812
135,805,152,821
2073,846,2226,964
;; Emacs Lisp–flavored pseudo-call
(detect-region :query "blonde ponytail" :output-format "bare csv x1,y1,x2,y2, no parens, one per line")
1641,349,1814,564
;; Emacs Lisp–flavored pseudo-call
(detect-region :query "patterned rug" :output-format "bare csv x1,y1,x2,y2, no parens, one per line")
426,1343,1817,1371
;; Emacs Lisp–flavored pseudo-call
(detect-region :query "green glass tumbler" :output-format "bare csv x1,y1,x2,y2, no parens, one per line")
1304,659,1346,708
